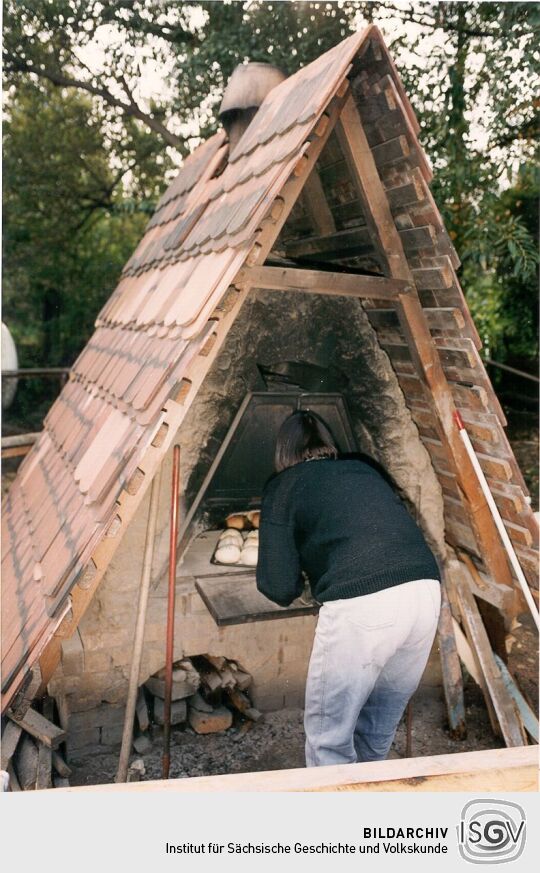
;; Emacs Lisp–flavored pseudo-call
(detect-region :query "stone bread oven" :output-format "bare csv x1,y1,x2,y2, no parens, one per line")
48,287,446,754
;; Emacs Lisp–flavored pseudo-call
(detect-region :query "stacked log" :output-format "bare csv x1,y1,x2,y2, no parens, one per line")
1,696,71,791
135,655,261,746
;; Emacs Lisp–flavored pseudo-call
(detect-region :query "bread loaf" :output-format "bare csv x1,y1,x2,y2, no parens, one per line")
214,544,241,564
218,529,243,546
240,545,258,567
226,513,247,530
248,510,260,529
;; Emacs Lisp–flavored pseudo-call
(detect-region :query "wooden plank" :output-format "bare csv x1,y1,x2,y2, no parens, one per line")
8,706,66,749
371,134,410,167
493,654,539,743
437,579,467,738
302,168,336,236
455,574,526,747
386,177,425,210
422,307,466,331
51,750,72,778
452,616,481,684
36,743,52,790
242,265,412,300
284,225,373,260
0,721,22,770
13,734,38,790
195,575,318,626
411,265,453,290
6,762,21,792
1,445,33,459
398,225,437,251
451,383,490,413
54,746,538,793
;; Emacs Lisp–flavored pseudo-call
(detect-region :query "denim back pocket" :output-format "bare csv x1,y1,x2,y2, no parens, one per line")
345,590,398,630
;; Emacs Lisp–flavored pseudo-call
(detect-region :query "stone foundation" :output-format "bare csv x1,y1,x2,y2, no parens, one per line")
47,290,446,754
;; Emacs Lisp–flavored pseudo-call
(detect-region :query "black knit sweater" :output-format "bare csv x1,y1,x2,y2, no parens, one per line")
256,456,440,607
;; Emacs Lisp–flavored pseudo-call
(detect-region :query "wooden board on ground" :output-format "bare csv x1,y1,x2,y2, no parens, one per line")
49,746,538,794
8,706,66,749
455,576,526,748
195,575,319,626
36,744,52,790
1,720,22,770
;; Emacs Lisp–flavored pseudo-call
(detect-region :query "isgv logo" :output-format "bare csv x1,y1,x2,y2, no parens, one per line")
458,799,526,864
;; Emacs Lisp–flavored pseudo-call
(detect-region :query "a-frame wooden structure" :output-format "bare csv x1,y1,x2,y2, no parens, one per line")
2,26,537,750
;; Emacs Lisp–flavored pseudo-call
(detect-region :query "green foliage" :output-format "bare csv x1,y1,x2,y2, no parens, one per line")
2,80,169,366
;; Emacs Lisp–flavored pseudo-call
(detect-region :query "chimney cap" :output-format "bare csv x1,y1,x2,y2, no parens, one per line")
219,61,286,118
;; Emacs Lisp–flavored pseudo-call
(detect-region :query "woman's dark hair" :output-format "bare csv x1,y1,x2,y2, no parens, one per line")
274,410,338,472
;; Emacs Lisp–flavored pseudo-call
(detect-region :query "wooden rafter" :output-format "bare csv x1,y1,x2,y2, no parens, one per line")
335,93,515,590
239,265,412,300
301,167,336,236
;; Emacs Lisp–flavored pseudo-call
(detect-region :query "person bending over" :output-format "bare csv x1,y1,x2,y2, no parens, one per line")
256,410,441,767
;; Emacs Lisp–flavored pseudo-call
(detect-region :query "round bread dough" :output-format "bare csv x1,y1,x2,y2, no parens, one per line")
240,545,258,566
245,530,259,542
218,529,243,546
215,544,241,564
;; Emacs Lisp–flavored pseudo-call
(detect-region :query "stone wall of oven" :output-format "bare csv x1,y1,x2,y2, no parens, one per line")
47,290,446,754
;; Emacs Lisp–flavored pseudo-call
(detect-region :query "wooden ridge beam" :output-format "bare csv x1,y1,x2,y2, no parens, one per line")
335,93,515,590
240,265,411,300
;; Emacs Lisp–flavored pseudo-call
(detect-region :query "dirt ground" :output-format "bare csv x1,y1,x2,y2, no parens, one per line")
69,681,504,787
65,605,537,788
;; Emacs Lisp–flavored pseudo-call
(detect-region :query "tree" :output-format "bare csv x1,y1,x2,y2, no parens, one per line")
2,80,171,365
3,1,539,369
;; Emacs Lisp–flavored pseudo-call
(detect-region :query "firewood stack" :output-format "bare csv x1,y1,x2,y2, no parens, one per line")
135,655,261,746
1,696,71,791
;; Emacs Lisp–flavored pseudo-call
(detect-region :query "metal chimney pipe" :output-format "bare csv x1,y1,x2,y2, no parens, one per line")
219,62,286,155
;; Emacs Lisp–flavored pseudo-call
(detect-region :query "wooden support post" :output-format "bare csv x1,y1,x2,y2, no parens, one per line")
116,464,162,783
437,580,467,739
336,94,515,589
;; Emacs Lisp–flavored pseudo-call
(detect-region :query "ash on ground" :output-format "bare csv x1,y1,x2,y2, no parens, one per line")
69,681,503,788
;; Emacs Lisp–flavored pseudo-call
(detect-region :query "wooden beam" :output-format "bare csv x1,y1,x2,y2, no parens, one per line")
284,225,373,260
50,746,538,793
301,167,336,236
241,265,411,300
8,707,66,749
455,574,526,747
493,654,539,743
335,94,515,589
437,580,467,738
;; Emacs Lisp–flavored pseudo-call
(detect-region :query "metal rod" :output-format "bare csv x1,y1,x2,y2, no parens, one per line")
115,465,163,783
485,358,539,384
405,700,413,758
162,445,181,779
454,411,540,630
1,368,70,378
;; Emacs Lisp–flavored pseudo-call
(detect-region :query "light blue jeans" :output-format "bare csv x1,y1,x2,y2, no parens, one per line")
304,578,441,767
